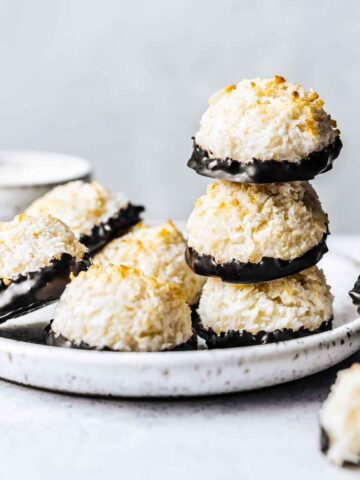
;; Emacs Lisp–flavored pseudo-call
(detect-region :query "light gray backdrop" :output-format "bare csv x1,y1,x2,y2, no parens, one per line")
0,0,357,231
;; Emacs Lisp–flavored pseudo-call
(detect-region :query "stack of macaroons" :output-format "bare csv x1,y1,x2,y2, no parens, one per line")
26,180,144,254
0,214,89,321
45,264,196,352
94,221,205,306
186,76,339,348
0,77,340,355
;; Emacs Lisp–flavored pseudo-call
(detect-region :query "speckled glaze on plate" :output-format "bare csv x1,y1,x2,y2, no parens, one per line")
0,248,358,398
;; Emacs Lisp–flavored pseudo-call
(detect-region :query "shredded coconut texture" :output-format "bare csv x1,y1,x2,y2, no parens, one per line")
186,180,328,263
0,214,87,280
198,266,333,335
26,180,129,237
195,76,339,163
94,221,205,305
320,364,360,466
52,265,193,351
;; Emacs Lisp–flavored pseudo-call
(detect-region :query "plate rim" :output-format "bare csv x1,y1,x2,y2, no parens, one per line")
1,314,359,367
0,247,358,396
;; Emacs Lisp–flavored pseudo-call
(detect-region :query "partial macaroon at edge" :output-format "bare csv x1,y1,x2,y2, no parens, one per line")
190,76,341,183
0,214,89,322
25,180,144,254
320,364,360,466
194,267,333,348
45,264,197,352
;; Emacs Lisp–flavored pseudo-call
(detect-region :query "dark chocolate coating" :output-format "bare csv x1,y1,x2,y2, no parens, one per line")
44,323,198,352
187,137,342,183
192,311,333,348
185,234,328,284
0,253,90,323
320,427,330,454
191,303,199,329
349,276,360,312
80,203,144,254
320,426,360,465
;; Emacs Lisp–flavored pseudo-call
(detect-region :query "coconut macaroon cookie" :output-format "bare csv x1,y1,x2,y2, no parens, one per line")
320,364,360,466
45,265,196,352
26,180,144,253
186,180,328,283
194,266,333,348
94,221,205,305
0,214,89,321
188,76,341,183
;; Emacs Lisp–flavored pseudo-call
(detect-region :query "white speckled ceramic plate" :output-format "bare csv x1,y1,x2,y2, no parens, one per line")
0,249,359,397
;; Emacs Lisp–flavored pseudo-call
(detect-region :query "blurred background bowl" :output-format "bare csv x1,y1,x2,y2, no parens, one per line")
0,151,91,220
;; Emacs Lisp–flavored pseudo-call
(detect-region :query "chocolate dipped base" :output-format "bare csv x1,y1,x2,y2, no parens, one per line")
191,303,199,329
185,235,328,284
320,427,330,455
320,425,360,465
44,324,198,352
187,137,342,183
80,203,144,254
192,311,333,349
349,276,360,312
0,253,90,323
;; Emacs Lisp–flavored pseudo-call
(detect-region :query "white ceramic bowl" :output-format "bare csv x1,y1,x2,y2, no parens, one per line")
0,150,91,220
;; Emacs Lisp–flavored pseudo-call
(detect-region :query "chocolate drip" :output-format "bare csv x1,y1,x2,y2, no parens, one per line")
80,203,144,254
320,427,330,454
349,276,360,312
44,323,198,352
188,137,342,183
0,253,90,323
185,235,328,284
192,311,333,348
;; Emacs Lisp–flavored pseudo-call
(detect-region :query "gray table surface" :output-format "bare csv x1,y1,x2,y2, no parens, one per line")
1,235,360,480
